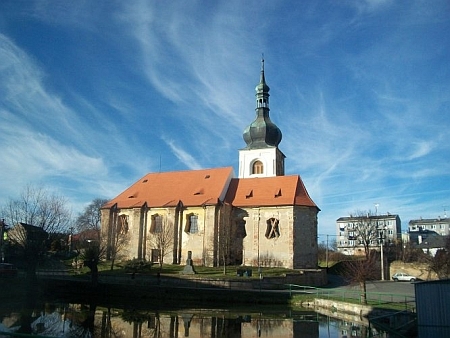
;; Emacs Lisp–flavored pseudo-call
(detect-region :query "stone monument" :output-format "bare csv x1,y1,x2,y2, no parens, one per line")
181,251,196,274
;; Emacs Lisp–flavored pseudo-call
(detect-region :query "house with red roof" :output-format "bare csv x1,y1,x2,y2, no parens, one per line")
101,60,320,269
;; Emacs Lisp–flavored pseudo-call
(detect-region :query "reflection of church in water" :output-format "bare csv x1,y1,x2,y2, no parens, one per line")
101,60,320,269
106,311,322,338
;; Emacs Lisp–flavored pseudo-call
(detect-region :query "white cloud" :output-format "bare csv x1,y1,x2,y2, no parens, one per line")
1,0,449,227
0,34,86,144
163,137,202,171
0,110,107,201
407,140,434,160
0,33,152,209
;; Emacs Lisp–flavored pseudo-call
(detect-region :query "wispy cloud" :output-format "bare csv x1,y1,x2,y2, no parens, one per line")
162,137,202,170
0,33,154,204
407,141,434,160
0,0,448,236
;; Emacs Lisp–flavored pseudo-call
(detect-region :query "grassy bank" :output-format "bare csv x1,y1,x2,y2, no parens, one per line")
68,261,299,279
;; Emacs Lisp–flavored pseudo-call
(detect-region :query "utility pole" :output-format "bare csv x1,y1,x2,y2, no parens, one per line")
0,219,6,262
380,234,384,281
379,223,385,281
319,233,338,270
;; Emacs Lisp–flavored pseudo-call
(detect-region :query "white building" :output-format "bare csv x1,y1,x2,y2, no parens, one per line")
408,217,450,239
336,214,401,255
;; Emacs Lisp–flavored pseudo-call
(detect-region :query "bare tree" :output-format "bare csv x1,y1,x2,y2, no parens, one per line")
147,215,174,268
1,185,71,283
216,218,245,274
350,210,380,259
2,185,71,233
329,238,338,252
398,240,422,263
318,241,328,265
217,222,233,274
428,236,450,279
109,214,130,270
341,253,379,305
75,198,108,236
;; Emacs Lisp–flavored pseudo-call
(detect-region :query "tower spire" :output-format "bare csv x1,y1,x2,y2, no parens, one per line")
261,54,265,80
256,55,270,108
239,58,285,178
243,58,280,148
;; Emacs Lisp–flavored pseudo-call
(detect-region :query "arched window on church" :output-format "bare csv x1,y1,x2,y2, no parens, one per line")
150,214,163,233
257,98,268,108
185,214,198,234
252,160,263,175
118,215,129,234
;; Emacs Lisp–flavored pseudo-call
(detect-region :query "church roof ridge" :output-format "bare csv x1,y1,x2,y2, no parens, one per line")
102,166,234,209
225,175,318,209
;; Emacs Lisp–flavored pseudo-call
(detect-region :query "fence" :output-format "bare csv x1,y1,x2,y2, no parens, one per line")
287,284,416,312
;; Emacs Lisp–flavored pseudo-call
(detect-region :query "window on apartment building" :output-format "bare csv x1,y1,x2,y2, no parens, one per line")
252,160,264,174
440,224,446,229
185,214,198,234
150,214,163,233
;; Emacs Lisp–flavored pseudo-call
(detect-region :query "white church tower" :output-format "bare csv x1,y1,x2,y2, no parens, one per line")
238,59,285,178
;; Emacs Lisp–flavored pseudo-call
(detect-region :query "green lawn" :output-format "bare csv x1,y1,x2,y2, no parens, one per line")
61,257,301,279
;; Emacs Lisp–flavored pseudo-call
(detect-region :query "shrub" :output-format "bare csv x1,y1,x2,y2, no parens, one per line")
124,259,152,273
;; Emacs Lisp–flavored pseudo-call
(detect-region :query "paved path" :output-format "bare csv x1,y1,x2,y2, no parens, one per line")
326,274,415,297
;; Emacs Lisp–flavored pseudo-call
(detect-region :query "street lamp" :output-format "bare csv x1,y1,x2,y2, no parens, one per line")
378,228,385,281
69,226,74,253
0,219,6,262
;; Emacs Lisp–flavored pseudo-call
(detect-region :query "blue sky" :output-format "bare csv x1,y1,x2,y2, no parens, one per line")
1,0,449,239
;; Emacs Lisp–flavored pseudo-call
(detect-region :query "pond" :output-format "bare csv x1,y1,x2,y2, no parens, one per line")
0,297,388,338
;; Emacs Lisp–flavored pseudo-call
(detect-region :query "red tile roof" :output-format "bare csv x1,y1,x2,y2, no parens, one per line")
225,175,319,209
102,167,234,209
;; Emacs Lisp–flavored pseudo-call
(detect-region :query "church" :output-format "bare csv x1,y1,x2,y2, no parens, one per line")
101,61,320,270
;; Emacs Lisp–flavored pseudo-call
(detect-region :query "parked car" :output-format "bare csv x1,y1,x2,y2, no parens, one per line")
392,272,417,282
0,263,18,277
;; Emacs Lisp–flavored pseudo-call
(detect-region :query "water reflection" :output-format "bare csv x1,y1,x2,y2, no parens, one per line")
0,300,388,337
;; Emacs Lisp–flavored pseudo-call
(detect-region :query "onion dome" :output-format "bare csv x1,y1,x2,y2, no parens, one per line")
243,59,282,149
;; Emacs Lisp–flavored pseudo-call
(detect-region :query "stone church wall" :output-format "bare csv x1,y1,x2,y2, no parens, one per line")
101,202,318,270
293,206,318,269
237,205,318,270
